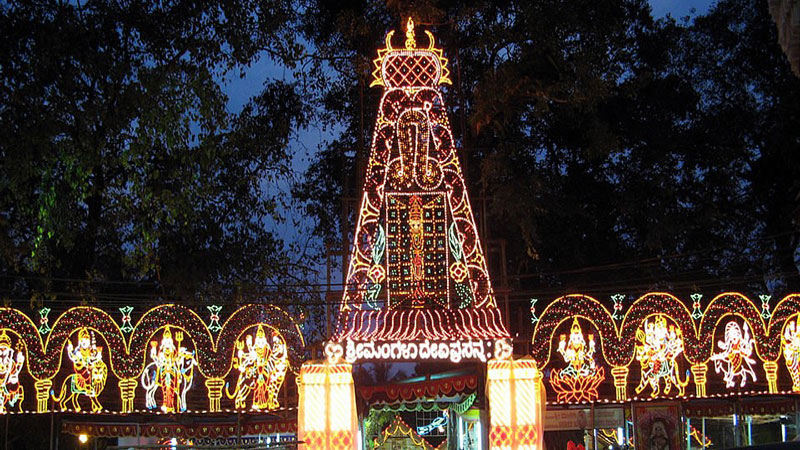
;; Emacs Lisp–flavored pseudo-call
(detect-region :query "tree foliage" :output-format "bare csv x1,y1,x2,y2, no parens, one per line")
0,1,309,305
294,0,800,299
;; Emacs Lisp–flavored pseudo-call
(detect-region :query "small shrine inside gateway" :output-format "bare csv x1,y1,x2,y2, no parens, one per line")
298,18,545,450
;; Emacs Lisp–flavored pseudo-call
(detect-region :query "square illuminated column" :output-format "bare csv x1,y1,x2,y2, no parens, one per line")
487,357,545,450
298,361,358,450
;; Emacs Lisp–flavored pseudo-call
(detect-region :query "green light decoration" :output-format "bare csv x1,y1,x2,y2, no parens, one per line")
611,294,625,321
119,306,134,333
448,223,463,261
530,298,539,324
38,307,51,334
452,392,477,415
365,225,386,309
207,305,222,333
455,283,474,309
449,223,473,308
691,293,704,320
760,294,772,319
373,226,386,265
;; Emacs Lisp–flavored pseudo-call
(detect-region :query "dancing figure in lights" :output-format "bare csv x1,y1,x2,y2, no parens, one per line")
226,325,288,410
141,326,196,413
0,330,24,413
634,315,689,397
782,315,800,391
710,321,757,388
549,318,605,402
52,327,107,412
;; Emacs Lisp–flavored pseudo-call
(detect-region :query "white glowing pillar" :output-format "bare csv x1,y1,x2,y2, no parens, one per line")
487,357,545,450
298,361,358,450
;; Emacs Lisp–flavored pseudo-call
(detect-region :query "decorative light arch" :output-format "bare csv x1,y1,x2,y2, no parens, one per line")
531,292,800,403
0,303,304,414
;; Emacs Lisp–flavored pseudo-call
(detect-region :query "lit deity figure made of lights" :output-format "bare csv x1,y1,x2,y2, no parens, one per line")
782,315,800,391
52,327,108,412
226,325,288,410
634,315,689,397
549,318,605,402
710,320,757,388
0,330,24,413
559,318,597,376
141,326,196,413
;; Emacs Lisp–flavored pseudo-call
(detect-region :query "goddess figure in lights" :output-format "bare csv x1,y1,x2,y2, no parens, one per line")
634,315,689,397
52,327,107,412
408,195,425,305
549,318,605,402
226,325,288,410
782,315,800,391
710,321,757,388
141,326,196,412
0,330,24,413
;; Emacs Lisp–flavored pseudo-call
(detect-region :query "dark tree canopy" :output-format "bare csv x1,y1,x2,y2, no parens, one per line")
293,0,800,300
0,1,309,305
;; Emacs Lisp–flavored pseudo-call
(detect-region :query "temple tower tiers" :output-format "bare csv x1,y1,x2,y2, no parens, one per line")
333,19,509,343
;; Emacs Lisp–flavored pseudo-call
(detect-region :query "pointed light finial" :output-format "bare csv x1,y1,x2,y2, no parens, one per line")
405,17,416,49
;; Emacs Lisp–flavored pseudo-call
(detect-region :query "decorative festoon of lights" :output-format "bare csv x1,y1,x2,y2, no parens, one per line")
531,292,800,404
332,17,509,352
0,303,304,414
710,320,758,388
549,318,605,402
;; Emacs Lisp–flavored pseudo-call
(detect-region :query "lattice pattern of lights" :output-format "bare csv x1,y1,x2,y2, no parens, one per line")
297,361,357,450
487,358,544,450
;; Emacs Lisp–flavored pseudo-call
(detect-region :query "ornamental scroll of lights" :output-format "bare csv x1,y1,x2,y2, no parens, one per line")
325,17,510,365
0,304,304,414
531,292,800,404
